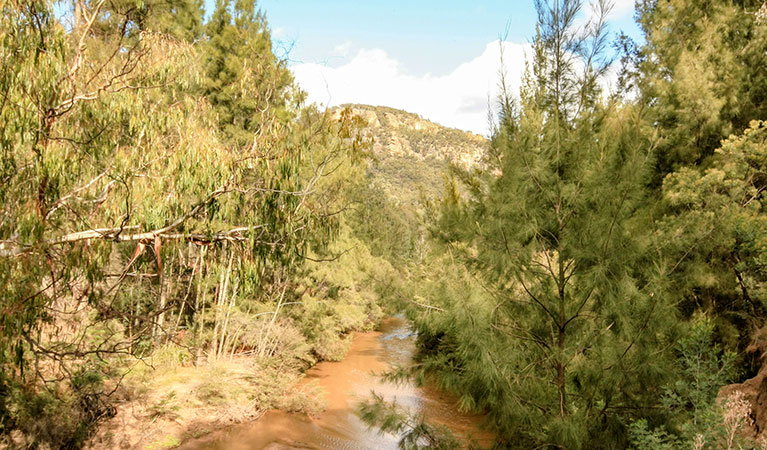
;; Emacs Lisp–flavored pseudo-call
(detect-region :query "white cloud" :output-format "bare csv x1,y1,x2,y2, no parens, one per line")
332,40,353,57
291,41,530,136
609,0,635,19
272,26,287,38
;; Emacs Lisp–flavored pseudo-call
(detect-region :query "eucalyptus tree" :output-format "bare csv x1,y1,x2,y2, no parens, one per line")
0,0,354,439
432,0,677,446
82,0,205,42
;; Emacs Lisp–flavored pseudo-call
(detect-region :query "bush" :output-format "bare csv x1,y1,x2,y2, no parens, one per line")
277,380,327,416
4,384,101,449
312,329,352,362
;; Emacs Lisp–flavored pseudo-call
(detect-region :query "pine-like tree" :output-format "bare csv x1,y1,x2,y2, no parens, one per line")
432,1,677,446
202,0,296,148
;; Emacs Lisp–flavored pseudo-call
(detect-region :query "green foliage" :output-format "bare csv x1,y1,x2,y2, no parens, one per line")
357,392,462,450
628,420,681,450
347,181,422,262
201,0,297,147
95,0,205,42
1,376,111,449
0,0,366,445
370,157,447,210
393,6,767,443
291,227,389,360
631,0,767,177
659,121,767,364
3,0,767,447
629,318,749,450
412,1,680,447
369,1,767,448
663,318,737,425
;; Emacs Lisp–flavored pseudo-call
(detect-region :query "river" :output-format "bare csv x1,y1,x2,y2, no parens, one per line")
179,315,491,450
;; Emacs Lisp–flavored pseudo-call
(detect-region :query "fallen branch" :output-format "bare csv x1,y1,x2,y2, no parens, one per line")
0,226,265,257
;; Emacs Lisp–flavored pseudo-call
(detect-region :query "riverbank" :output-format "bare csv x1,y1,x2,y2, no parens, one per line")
85,316,491,450
85,348,325,450
178,316,492,450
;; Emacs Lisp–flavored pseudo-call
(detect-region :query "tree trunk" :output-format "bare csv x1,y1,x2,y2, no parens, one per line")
557,325,566,417
557,253,567,417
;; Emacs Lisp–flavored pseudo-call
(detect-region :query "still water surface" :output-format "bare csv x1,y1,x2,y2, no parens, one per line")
180,316,491,449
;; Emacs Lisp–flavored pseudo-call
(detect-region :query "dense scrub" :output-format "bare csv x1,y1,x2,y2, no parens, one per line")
0,0,392,447
375,0,767,449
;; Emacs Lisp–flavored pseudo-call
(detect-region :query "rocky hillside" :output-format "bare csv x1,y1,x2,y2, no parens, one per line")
332,104,488,207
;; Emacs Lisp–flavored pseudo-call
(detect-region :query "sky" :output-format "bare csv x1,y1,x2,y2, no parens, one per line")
210,1,643,135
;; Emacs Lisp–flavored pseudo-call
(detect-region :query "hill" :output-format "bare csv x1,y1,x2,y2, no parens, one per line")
331,104,488,207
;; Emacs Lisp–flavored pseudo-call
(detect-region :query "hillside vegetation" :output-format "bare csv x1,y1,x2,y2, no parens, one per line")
356,1,767,449
332,105,487,207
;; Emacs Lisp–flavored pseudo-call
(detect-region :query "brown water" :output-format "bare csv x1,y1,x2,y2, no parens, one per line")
180,316,492,450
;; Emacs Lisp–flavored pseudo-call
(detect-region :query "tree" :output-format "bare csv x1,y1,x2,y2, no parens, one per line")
620,0,767,369
630,0,767,179
659,121,767,364
0,0,354,444
429,1,677,446
85,0,205,42
201,0,296,148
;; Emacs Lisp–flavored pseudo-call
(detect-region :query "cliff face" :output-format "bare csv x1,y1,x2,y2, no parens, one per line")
332,104,488,207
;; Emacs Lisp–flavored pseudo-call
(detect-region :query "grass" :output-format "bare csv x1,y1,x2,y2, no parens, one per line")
147,391,180,421
146,435,181,450
91,348,334,449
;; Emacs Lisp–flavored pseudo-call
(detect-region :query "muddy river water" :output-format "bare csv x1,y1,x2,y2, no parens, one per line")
180,316,492,449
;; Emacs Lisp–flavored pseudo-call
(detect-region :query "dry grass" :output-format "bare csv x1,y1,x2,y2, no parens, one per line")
86,348,325,450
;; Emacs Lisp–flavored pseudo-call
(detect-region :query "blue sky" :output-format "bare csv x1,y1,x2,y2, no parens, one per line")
253,0,641,75
257,1,539,75
204,1,642,134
